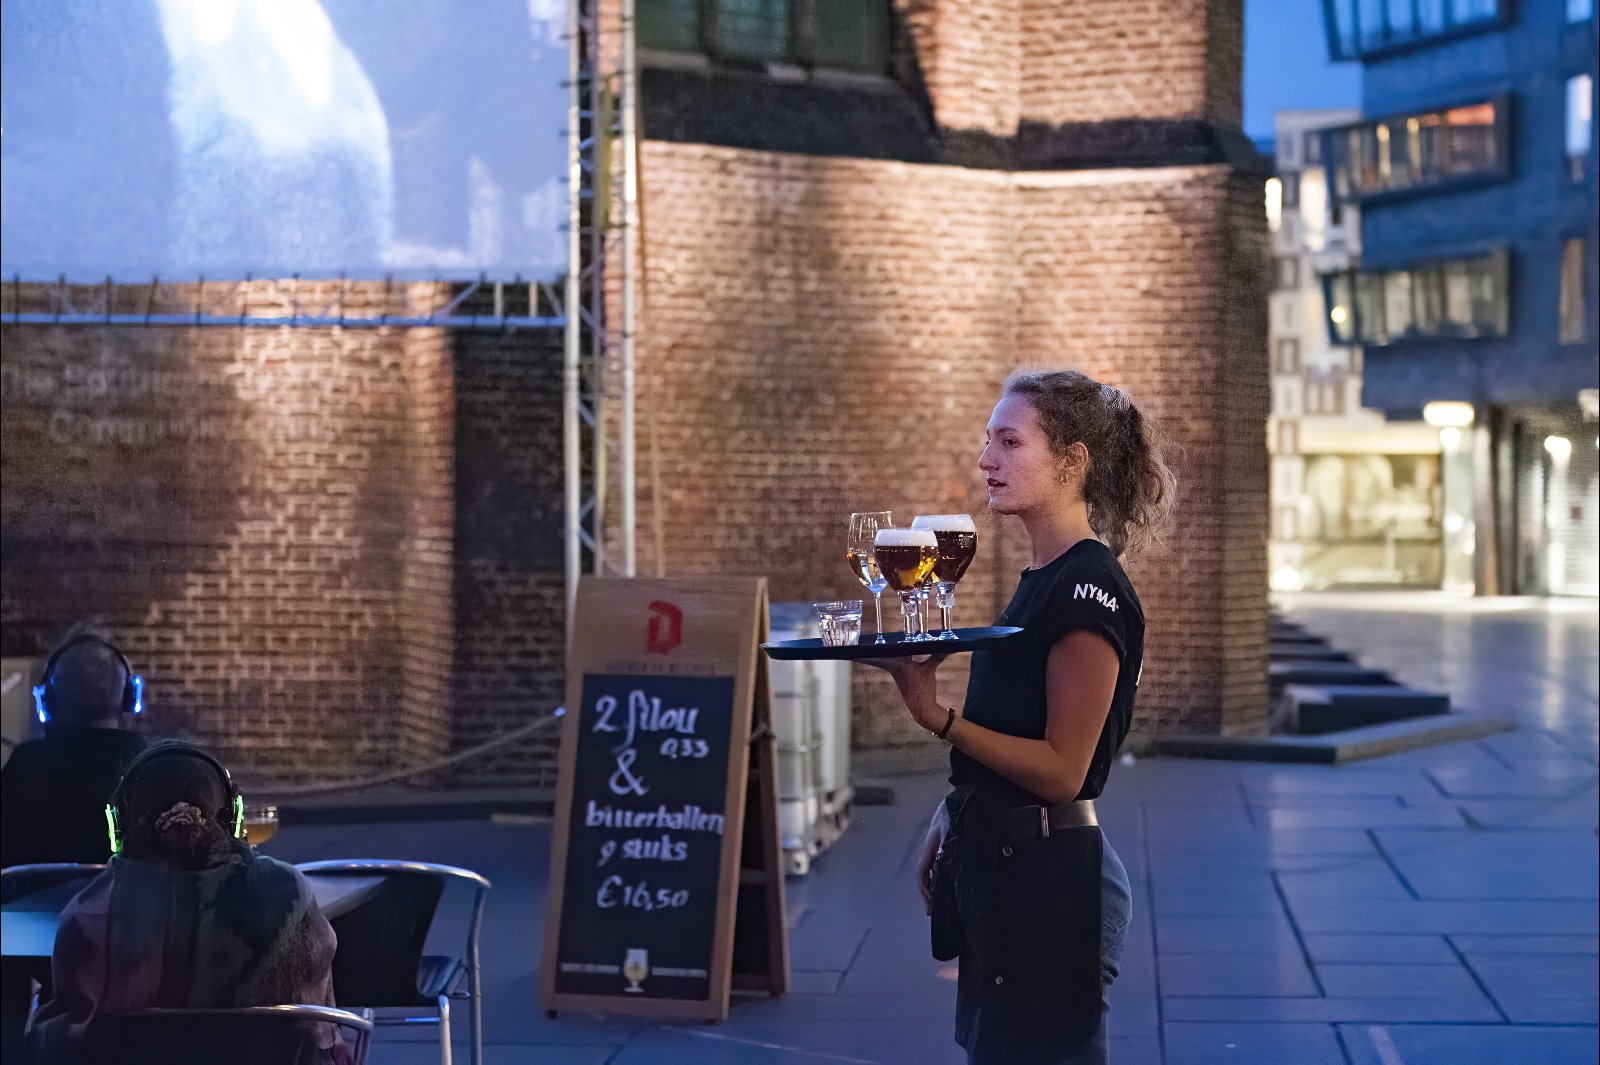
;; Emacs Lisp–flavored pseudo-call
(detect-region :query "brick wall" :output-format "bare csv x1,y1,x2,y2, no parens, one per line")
0,282,460,787
893,0,1021,136
448,330,568,787
1011,167,1269,734
636,144,1270,744
1022,2,1207,125
892,0,1243,133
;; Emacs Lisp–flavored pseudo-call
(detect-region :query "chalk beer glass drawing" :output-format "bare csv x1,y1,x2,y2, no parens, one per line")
622,947,649,993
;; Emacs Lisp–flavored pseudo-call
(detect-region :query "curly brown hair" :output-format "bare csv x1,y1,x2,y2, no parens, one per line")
1003,369,1177,558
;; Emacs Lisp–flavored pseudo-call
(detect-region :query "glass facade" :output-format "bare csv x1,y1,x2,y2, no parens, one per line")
1324,0,1505,59
1324,99,1505,203
1323,250,1509,346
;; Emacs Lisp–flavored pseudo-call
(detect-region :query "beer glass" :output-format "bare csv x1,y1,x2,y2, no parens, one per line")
244,803,279,845
874,528,938,641
912,514,977,640
848,511,893,644
622,947,649,993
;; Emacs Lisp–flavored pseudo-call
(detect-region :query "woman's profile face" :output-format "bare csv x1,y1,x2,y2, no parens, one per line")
979,394,1062,516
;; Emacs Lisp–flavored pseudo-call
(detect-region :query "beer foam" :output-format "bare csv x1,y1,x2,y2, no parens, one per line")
874,528,937,547
911,514,976,533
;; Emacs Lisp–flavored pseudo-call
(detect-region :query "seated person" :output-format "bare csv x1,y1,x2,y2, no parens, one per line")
25,743,348,1065
1,629,149,867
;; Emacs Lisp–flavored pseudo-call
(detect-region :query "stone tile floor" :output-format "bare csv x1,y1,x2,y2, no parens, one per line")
263,592,1597,1064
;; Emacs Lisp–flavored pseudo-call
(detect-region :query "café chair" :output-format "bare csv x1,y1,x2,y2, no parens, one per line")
295,860,490,1065
0,863,106,905
2,863,108,1016
107,1004,373,1065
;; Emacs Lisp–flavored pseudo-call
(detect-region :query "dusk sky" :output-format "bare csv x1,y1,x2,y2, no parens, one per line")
1244,0,1363,140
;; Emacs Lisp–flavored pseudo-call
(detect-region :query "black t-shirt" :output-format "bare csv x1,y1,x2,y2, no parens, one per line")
950,538,1143,806
1,728,149,866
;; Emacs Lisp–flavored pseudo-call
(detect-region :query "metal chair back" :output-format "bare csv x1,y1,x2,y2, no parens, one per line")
105,1004,373,1065
295,861,491,1065
0,863,105,906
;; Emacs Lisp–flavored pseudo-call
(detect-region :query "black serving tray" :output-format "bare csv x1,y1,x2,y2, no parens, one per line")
761,626,1023,661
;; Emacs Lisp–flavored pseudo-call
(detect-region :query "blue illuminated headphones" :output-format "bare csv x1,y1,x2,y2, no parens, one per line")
105,743,245,857
32,634,143,725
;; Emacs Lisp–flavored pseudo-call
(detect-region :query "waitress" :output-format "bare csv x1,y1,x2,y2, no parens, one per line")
868,368,1174,1064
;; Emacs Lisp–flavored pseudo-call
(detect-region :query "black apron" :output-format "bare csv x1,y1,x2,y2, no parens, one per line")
933,786,1103,1063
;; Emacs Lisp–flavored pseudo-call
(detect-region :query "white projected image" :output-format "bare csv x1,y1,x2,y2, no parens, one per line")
0,0,568,280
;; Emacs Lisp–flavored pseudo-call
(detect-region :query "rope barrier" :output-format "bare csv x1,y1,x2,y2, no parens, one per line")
264,712,565,799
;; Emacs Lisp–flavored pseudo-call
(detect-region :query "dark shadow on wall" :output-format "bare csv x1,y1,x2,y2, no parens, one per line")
448,327,569,788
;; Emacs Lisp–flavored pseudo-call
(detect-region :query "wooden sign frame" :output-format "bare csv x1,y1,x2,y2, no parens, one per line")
541,576,788,1021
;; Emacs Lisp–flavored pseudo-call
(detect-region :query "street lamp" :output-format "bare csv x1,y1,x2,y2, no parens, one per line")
1422,401,1475,428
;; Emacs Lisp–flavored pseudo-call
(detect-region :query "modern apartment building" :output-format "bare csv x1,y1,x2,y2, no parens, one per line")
1267,109,1446,592
1319,0,1599,596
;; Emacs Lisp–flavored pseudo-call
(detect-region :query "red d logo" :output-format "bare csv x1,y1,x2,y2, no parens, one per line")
646,600,683,655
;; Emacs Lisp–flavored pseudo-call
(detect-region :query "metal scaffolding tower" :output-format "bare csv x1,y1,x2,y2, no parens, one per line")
565,0,640,622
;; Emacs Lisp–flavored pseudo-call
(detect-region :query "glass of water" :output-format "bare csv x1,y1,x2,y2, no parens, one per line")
812,600,863,647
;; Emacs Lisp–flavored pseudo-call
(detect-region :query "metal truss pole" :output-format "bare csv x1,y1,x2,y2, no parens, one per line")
565,0,640,626
617,0,640,579
564,0,586,628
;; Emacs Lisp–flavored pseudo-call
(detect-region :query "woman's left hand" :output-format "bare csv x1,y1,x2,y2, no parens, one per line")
858,653,950,733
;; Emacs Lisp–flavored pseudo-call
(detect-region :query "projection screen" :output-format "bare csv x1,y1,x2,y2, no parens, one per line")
1,0,568,281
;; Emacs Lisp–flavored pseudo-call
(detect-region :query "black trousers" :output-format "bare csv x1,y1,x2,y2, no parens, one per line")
945,811,1104,1064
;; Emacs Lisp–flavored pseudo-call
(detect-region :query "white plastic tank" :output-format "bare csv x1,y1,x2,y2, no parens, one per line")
768,603,853,875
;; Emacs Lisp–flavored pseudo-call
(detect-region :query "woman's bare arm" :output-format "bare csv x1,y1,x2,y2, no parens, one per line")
873,630,1119,805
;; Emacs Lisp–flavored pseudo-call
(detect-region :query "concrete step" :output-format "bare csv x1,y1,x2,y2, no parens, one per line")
1269,661,1395,692
1269,642,1353,662
1148,711,1512,764
1281,683,1450,735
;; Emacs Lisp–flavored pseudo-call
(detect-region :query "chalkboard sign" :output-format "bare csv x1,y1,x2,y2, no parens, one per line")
541,577,787,1021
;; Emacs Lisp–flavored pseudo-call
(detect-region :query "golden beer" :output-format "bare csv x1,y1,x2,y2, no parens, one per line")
244,805,279,845
873,529,938,592
912,514,978,584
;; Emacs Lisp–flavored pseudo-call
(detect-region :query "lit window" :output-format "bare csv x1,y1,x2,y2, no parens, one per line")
1324,99,1505,203
1568,75,1594,181
1560,238,1589,344
1323,0,1503,60
1326,273,1357,345
1322,250,1509,346
1570,0,1595,23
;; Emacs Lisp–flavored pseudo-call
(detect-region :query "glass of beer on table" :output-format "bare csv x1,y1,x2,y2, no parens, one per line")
847,511,894,644
873,527,939,641
911,514,977,640
244,803,279,845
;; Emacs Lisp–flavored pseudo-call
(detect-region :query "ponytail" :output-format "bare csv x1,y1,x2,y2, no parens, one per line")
152,801,229,869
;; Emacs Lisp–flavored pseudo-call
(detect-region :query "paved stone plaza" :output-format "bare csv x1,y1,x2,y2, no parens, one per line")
266,593,1598,1064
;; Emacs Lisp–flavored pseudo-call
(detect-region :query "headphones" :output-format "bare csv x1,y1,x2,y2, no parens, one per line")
32,634,144,725
105,743,246,857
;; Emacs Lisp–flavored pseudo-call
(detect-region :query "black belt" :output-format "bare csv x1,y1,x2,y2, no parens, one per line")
1002,799,1097,843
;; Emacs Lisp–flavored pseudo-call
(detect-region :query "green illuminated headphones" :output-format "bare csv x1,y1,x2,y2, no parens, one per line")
105,743,246,857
